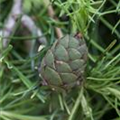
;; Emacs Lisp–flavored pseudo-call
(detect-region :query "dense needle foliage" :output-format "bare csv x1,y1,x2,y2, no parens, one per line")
0,0,120,120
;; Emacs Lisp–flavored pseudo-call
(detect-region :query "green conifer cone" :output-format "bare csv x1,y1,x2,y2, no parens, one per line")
40,34,88,90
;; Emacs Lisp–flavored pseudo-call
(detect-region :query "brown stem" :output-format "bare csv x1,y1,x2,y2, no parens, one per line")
44,0,63,39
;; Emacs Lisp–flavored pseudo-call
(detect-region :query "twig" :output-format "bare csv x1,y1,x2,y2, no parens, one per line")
0,0,22,47
0,0,46,48
43,0,63,39
21,15,46,44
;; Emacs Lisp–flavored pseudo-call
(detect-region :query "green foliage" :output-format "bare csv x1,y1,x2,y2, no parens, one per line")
54,0,106,34
23,0,42,13
0,0,120,120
